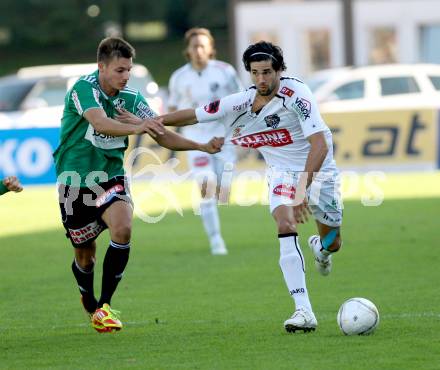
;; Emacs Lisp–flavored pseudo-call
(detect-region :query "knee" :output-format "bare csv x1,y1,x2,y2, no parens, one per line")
75,246,95,269
200,183,207,198
217,185,230,204
76,255,95,269
111,223,131,244
200,180,216,199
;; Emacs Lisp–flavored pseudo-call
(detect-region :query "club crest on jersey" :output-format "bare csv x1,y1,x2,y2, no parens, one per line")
280,86,294,97
113,98,126,110
264,114,281,129
204,100,220,114
293,97,311,121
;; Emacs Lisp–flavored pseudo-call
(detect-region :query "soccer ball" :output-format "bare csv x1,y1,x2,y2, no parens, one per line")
337,297,379,335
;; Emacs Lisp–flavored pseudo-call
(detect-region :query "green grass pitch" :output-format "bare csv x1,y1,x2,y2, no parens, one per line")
1,193,440,369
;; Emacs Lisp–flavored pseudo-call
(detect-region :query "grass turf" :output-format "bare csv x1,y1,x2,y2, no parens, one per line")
1,197,440,369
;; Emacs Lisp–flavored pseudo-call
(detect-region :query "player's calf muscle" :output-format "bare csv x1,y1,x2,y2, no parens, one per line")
325,234,342,252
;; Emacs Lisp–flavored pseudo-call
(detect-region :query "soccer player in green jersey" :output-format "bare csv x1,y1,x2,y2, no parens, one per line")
0,176,23,195
53,37,223,333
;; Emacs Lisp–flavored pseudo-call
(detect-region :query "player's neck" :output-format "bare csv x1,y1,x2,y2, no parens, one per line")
191,60,209,72
98,76,118,96
252,85,278,113
256,89,277,103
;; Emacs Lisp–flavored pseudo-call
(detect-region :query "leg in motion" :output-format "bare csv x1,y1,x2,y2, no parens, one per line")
308,221,342,276
273,205,317,333
92,200,133,333
72,241,98,316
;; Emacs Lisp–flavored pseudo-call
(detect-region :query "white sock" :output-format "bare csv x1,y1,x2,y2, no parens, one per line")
279,233,312,312
200,198,221,242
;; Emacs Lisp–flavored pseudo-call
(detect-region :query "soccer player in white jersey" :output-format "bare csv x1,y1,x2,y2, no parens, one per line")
167,28,243,255
118,41,343,333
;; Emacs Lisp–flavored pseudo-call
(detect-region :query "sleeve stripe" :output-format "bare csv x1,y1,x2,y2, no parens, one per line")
71,90,83,115
122,89,137,96
123,87,137,93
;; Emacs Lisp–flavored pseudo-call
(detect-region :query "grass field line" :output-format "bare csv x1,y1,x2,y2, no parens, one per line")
2,312,439,331
0,171,439,237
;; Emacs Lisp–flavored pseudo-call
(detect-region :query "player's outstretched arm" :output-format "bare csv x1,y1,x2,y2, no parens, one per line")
116,107,197,128
0,176,23,195
154,128,223,153
85,108,164,137
159,109,199,127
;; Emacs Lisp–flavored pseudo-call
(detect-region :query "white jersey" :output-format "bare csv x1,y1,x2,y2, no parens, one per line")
168,60,243,141
195,77,337,171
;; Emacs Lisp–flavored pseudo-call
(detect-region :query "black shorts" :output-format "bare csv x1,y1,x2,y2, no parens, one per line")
58,175,131,248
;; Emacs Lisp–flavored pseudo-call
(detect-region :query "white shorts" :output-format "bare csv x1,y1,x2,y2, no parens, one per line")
267,169,343,227
187,143,236,188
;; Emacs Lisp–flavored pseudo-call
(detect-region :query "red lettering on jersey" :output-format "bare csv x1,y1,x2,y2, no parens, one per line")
231,128,293,149
194,156,210,167
204,100,220,114
280,87,294,97
273,184,296,199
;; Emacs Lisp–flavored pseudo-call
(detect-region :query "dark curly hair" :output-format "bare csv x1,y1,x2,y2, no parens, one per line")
242,41,286,72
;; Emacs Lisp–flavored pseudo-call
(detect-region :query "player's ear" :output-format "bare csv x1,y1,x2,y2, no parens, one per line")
98,61,106,73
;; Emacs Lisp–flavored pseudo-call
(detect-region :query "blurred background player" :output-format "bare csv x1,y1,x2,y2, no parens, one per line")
142,41,343,333
167,28,243,255
53,36,223,333
0,176,23,195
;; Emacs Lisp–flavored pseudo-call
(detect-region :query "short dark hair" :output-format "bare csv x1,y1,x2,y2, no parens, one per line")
97,37,136,64
242,41,286,72
183,27,216,60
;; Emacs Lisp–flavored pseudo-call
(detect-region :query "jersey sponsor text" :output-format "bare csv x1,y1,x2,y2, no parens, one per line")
280,86,294,97
231,128,293,148
293,97,311,120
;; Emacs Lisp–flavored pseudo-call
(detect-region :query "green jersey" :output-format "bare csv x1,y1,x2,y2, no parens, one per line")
53,70,155,187
0,182,9,196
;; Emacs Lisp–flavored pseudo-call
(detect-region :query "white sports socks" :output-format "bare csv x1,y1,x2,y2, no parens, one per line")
200,198,221,240
279,233,312,312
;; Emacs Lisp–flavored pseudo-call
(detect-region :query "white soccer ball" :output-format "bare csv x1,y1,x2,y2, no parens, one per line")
337,297,379,335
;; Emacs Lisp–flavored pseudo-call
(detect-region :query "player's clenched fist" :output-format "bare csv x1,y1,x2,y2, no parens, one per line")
202,137,224,154
3,176,23,192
